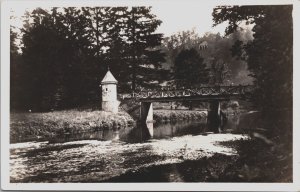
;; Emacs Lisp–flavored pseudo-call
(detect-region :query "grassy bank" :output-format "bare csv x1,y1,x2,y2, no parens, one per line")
153,110,207,123
10,110,134,143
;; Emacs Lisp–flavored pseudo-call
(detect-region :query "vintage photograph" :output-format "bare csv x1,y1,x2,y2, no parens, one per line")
3,0,294,186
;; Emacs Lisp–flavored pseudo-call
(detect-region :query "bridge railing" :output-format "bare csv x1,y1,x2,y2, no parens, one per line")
119,85,254,100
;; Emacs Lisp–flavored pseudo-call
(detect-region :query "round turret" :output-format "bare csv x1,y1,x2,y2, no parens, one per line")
101,70,118,113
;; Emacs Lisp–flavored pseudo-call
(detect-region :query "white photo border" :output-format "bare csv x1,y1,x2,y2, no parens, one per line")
1,0,300,191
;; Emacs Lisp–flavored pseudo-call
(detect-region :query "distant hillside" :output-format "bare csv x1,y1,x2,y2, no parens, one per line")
160,29,254,85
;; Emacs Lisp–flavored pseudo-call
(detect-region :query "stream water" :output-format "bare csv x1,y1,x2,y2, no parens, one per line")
10,111,260,182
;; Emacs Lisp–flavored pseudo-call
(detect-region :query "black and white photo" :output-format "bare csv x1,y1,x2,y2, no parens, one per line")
1,0,299,191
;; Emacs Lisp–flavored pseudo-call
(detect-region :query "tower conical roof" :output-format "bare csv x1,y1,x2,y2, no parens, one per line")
101,70,118,84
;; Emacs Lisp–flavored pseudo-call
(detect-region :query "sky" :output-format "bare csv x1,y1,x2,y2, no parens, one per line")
8,0,295,49
151,4,228,37
10,1,229,38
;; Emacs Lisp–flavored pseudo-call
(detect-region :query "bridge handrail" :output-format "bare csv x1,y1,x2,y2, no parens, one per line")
122,85,252,93
118,85,254,100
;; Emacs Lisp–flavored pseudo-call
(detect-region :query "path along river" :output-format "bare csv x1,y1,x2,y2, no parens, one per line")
10,111,260,182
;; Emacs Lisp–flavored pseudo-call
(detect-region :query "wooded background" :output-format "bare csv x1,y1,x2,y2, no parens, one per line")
10,5,292,118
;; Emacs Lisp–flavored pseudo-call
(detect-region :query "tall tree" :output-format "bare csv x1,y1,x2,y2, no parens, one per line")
162,29,204,70
209,59,230,85
125,7,165,91
21,9,56,110
81,6,166,92
56,7,97,105
81,7,108,57
212,5,293,138
104,7,131,91
174,48,209,88
10,21,24,110
212,6,293,181
13,6,166,110
213,5,292,111
21,8,93,110
21,8,71,110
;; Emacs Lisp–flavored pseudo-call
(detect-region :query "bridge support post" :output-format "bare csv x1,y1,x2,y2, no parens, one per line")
207,101,221,133
140,102,153,123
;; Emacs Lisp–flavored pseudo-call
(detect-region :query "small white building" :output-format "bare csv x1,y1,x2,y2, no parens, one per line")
100,69,119,113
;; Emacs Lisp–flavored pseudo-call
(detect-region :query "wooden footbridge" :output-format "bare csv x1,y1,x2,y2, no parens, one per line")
119,85,253,102
119,85,254,124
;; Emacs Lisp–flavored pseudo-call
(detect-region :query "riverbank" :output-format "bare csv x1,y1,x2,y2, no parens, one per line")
10,110,134,143
10,108,207,143
153,109,207,123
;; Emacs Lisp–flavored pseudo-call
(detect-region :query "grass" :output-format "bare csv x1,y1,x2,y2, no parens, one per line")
10,109,134,143
153,109,207,123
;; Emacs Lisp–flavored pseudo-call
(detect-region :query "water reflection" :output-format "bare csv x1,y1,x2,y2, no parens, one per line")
207,110,228,134
147,122,154,137
11,111,262,183
138,112,259,142
223,115,240,133
223,111,261,134
120,119,209,143
48,129,129,143
43,112,259,144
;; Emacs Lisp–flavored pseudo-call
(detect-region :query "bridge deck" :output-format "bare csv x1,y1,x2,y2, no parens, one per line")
119,85,253,102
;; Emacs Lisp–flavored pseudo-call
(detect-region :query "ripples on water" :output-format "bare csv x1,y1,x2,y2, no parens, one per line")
47,111,258,144
10,112,259,182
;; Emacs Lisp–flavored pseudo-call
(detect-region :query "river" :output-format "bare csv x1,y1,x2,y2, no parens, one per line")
10,111,259,182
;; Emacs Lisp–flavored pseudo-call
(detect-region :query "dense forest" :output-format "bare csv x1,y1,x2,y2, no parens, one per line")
10,5,291,120
10,7,253,111
11,7,167,111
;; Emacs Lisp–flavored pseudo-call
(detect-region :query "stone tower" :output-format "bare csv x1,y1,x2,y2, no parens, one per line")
101,69,118,113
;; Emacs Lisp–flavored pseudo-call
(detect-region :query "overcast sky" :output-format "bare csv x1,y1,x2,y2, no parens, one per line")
9,0,293,38
151,4,228,37
10,2,230,38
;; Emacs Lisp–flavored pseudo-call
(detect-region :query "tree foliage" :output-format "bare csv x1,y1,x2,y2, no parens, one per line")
10,24,24,110
212,6,293,180
213,5,292,111
161,29,254,85
174,48,209,88
11,7,165,111
213,5,293,140
209,59,230,85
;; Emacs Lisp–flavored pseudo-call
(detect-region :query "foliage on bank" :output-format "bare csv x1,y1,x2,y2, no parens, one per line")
212,5,293,127
11,7,166,111
153,110,207,123
10,110,134,143
212,7,293,181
